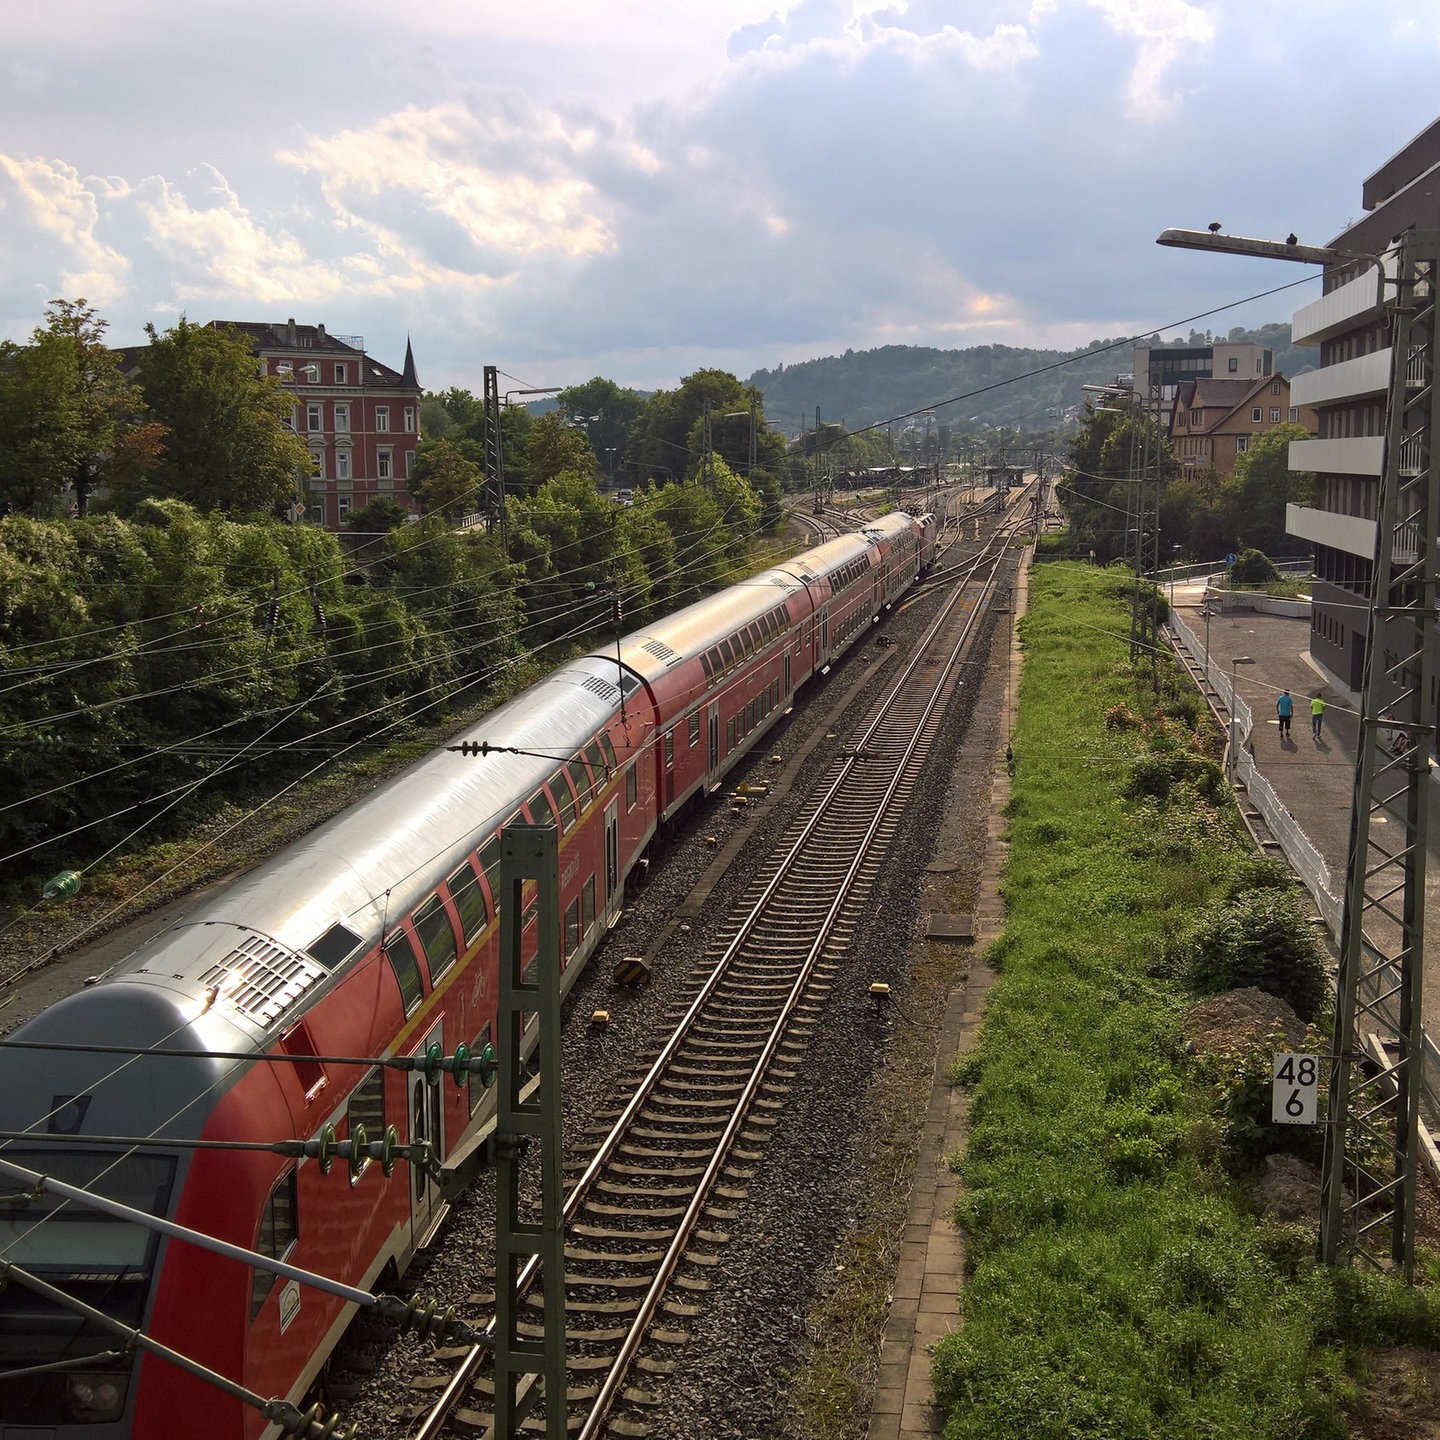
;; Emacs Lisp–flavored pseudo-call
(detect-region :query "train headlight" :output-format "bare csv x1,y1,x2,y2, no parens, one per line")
66,1372,127,1422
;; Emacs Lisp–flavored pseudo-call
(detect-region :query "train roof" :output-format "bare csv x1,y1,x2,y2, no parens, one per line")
80,659,626,1040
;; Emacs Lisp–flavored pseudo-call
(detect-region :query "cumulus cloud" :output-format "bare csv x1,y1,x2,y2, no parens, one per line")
278,102,618,285
1086,0,1216,121
0,153,130,316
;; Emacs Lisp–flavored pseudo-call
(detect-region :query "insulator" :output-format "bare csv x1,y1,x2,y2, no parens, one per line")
347,1123,367,1180
420,1039,445,1085
41,871,82,903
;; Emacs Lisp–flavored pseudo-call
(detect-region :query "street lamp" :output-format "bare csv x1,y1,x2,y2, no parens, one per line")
1229,656,1255,783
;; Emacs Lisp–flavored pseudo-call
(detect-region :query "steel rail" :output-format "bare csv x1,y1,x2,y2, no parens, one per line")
414,497,1034,1440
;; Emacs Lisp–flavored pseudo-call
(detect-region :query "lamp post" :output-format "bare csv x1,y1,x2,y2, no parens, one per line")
1229,656,1255,783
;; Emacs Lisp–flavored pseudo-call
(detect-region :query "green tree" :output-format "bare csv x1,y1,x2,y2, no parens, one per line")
1231,424,1314,556
346,496,411,532
557,377,648,484
136,318,311,514
411,438,485,520
526,412,597,488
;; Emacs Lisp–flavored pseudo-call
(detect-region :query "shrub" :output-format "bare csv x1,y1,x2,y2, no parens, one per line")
1173,889,1329,1020
1230,548,1281,585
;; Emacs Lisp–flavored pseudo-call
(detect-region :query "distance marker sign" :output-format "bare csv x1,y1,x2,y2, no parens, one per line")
1272,1052,1319,1125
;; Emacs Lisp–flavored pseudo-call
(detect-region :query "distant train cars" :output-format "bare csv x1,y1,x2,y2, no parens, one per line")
0,512,936,1439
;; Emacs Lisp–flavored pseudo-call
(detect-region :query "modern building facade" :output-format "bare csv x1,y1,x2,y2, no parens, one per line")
1169,373,1316,482
214,320,422,530
1285,117,1440,696
1132,340,1275,406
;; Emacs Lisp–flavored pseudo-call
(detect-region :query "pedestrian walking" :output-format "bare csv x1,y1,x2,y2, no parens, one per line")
1276,689,1293,739
1311,692,1325,739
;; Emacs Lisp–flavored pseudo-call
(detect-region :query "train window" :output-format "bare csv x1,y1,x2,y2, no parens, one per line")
598,735,617,773
583,875,596,932
413,895,458,982
718,637,735,671
688,712,701,746
738,629,753,658
384,931,425,1016
585,740,609,783
347,1067,385,1184
700,652,715,683
664,731,674,767
564,898,581,959
705,647,722,682
568,757,594,811
250,1168,298,1320
749,622,764,650
446,860,489,944
527,788,556,832
279,1020,327,1102
625,764,637,811
307,922,363,969
468,1022,492,1117
479,836,503,914
550,770,577,832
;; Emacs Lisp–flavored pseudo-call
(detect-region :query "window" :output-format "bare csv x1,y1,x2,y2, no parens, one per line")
334,403,350,433
527,788,555,830
1227,357,1238,373
549,770,577,832
347,1068,385,1183
1271,408,1282,424
479,835,504,915
689,712,701,746
583,875,596,934
384,930,424,1015
251,1169,298,1318
309,450,324,479
1190,409,1201,427
307,403,322,432
378,447,393,481
568,757,594,810
335,449,351,481
336,495,351,522
335,363,348,384
404,407,416,433
413,894,458,981
1251,407,1263,422
375,406,390,433
447,860,489,942
564,898,581,959
625,764,637,810
1271,380,1281,395
1289,407,1298,423
405,449,415,480
1236,435,1250,454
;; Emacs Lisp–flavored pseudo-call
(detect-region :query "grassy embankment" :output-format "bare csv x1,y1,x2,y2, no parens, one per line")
933,561,1440,1440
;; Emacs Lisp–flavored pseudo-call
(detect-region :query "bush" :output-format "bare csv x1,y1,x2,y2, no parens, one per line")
1230,548,1281,585
1173,889,1329,1019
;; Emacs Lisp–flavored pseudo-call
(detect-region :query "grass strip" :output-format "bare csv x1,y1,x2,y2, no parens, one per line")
932,561,1440,1440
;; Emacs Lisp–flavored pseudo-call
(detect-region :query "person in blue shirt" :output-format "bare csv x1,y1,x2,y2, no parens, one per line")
1276,689,1293,739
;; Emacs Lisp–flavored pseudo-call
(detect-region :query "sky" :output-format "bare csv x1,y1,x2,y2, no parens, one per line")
3,2,1440,398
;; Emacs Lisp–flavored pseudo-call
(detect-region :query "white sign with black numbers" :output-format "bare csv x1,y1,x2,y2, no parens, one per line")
1272,1052,1319,1125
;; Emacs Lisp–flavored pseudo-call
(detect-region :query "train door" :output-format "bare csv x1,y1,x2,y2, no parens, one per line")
408,1020,446,1248
820,606,830,662
784,652,792,699
708,703,719,772
604,799,619,911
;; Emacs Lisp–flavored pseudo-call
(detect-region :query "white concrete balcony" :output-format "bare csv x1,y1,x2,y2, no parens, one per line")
1290,260,1392,346
1289,435,1385,476
1287,503,1376,559
1289,349,1393,409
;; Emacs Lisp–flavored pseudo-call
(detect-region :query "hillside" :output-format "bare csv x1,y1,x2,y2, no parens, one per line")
746,324,1315,436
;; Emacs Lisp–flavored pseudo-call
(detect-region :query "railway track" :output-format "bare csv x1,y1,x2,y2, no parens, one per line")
409,497,1033,1440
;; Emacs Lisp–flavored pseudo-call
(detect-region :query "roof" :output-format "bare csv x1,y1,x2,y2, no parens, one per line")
1175,374,1285,427
210,319,416,389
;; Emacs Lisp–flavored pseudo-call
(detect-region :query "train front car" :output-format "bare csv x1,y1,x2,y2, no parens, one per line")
0,978,252,1437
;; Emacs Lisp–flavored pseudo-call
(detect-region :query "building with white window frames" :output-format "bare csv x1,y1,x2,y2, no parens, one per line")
211,319,422,530
1284,117,1440,697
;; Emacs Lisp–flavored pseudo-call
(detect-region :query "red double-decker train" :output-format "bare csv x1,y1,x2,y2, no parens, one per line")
0,510,935,1438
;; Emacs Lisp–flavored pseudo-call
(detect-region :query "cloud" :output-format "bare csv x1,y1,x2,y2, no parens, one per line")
278,102,618,283
0,153,130,318
1086,0,1216,121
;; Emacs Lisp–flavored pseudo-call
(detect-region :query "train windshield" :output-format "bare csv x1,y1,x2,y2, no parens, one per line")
0,1148,173,1295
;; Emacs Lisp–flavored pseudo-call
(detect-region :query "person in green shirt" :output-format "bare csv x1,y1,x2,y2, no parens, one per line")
1311,692,1325,740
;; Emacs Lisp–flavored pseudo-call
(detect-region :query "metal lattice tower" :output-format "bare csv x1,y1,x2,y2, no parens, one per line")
1321,232,1440,1277
483,365,508,548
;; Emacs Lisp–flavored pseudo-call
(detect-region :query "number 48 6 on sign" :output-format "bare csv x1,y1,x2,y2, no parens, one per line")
1272,1052,1319,1125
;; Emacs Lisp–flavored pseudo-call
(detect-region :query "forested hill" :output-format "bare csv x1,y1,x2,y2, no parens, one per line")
746,323,1314,435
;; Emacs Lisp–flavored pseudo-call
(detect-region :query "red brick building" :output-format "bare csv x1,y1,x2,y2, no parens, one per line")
215,319,422,529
